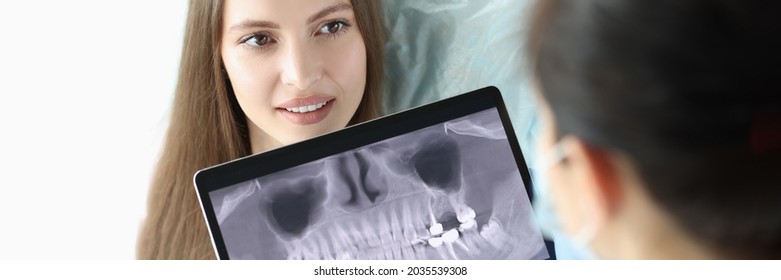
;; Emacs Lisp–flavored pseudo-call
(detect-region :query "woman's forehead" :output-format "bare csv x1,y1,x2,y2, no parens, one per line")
222,0,354,31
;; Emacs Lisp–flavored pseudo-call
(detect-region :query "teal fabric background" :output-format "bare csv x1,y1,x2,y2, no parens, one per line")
381,0,539,167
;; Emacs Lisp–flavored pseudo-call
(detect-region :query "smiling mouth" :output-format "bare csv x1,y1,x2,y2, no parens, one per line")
277,98,336,125
284,101,330,113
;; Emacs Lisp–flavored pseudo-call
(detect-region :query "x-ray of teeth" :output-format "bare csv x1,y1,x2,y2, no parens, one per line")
209,108,548,260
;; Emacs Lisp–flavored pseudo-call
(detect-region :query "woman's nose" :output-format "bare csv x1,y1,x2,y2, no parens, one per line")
279,41,323,90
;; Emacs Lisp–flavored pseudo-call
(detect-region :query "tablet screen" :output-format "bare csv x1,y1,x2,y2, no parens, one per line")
196,87,551,260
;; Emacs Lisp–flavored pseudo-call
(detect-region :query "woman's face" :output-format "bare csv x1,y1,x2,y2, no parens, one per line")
221,0,367,153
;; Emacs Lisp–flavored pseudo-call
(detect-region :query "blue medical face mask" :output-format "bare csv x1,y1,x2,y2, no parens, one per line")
532,141,597,260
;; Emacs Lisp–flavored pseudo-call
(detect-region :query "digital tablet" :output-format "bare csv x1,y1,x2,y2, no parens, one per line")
194,86,554,260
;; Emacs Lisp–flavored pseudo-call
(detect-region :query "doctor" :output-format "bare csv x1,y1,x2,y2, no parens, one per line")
528,0,781,259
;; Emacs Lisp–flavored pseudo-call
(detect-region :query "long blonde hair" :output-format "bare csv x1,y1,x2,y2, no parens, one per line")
137,0,384,259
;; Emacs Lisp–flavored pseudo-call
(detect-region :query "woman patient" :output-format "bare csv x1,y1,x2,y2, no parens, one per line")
137,0,383,259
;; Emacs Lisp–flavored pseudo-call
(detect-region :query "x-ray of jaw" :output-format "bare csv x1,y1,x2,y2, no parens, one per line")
209,109,548,259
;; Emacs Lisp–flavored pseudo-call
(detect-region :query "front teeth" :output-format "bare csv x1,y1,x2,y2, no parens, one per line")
285,101,328,113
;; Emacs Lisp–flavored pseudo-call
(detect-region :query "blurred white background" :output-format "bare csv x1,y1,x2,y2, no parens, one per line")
0,1,187,259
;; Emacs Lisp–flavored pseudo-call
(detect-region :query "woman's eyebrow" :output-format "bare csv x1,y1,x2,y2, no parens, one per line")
230,20,280,32
306,2,353,24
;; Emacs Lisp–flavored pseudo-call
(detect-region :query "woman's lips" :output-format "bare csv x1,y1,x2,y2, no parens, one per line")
276,96,335,108
276,96,335,126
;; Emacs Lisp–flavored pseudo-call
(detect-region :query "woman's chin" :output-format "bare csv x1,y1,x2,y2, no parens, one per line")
281,126,340,145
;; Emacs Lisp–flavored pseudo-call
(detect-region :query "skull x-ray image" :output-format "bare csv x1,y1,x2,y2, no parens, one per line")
209,108,548,259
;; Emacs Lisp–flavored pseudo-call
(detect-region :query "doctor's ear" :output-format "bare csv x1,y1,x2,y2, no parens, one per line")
559,137,625,227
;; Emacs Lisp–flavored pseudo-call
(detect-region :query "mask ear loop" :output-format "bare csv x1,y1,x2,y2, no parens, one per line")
532,139,570,239
565,138,601,257
537,138,600,259
538,140,569,168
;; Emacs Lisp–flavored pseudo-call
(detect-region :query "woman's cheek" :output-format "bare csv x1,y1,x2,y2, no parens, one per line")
329,35,367,101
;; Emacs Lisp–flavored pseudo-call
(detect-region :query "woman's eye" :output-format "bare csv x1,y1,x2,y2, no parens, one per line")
243,34,272,47
318,21,346,35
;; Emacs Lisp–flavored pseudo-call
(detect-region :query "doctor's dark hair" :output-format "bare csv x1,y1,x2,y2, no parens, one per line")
528,0,781,258
137,0,385,259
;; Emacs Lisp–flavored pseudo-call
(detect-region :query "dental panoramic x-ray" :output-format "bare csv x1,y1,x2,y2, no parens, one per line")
205,108,549,260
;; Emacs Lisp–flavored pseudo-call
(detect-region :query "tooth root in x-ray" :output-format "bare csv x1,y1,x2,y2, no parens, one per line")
212,109,548,260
